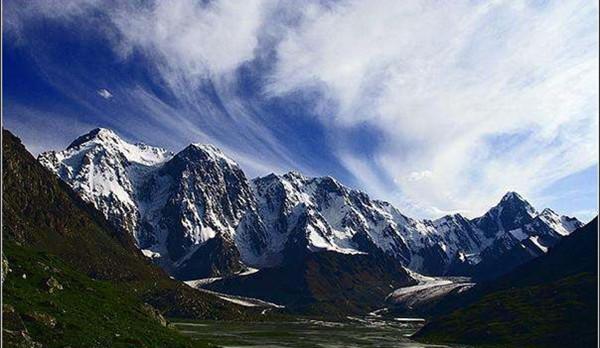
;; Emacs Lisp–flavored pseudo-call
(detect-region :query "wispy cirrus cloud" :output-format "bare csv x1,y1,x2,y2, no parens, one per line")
268,0,599,216
110,0,270,86
4,0,598,218
4,0,315,178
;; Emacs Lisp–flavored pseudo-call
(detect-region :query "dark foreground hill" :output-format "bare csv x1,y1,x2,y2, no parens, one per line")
413,217,598,348
207,248,416,316
2,129,260,347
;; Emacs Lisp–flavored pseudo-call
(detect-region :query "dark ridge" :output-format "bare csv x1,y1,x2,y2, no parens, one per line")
66,127,105,149
413,218,598,347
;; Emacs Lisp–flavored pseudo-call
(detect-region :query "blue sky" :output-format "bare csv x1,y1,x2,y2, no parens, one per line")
3,0,598,221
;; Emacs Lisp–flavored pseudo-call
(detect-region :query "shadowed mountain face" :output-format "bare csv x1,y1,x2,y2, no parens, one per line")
413,218,598,348
38,128,582,284
206,243,417,316
2,129,259,346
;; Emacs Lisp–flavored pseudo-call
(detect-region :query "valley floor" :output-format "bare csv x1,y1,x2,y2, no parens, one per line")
170,317,472,348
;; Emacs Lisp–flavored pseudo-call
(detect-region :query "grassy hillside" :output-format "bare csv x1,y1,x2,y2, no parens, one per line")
413,218,598,348
2,129,261,347
3,243,201,348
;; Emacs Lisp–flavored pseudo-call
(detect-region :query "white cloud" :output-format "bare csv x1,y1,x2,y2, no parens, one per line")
97,88,113,99
5,0,306,179
7,0,272,88
6,0,599,218
111,0,271,89
269,0,599,217
406,170,433,182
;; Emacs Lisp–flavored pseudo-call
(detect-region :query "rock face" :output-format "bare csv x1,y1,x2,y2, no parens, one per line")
136,143,269,279
39,128,583,280
40,129,268,280
250,172,413,265
43,277,63,294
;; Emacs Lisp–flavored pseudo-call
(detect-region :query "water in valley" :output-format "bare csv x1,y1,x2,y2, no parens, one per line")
172,317,469,348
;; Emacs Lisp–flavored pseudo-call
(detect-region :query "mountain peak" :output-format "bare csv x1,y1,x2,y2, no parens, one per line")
191,143,223,154
500,191,526,203
67,127,122,149
60,128,171,167
499,191,533,207
284,170,308,181
93,127,117,136
178,143,238,167
496,191,536,216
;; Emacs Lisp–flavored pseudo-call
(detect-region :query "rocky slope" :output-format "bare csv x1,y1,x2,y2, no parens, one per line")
207,249,417,315
40,129,269,280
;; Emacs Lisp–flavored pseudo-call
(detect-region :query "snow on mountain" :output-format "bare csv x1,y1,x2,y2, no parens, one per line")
39,128,267,279
39,128,172,240
445,192,583,279
39,128,584,280
142,142,269,278
536,208,582,237
250,173,580,276
251,172,414,265
527,235,548,253
476,192,581,248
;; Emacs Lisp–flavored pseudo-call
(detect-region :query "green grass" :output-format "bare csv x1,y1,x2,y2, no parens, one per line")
414,273,597,348
3,242,207,348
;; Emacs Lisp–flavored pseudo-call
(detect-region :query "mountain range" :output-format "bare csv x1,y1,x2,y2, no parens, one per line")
38,128,582,287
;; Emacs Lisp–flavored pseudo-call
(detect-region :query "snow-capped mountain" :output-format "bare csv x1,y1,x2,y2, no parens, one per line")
39,128,172,240
447,192,584,280
251,172,412,264
39,128,583,280
40,128,267,279
136,143,271,278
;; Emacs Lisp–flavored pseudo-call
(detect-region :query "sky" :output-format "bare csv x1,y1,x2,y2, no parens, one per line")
3,0,599,221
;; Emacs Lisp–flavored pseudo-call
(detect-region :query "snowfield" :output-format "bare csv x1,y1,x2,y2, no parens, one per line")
386,269,474,310
185,276,284,309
